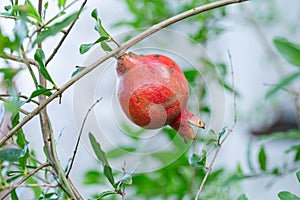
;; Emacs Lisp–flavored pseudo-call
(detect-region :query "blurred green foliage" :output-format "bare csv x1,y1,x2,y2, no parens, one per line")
0,0,299,199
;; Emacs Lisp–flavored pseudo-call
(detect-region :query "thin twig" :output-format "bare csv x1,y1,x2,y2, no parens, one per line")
45,0,88,66
0,97,30,115
195,145,222,199
20,46,39,89
36,0,80,199
195,50,237,199
66,97,103,177
121,160,126,200
0,53,39,67
1,183,57,190
0,0,249,148
0,94,40,105
0,15,16,20
1,162,51,199
110,36,121,48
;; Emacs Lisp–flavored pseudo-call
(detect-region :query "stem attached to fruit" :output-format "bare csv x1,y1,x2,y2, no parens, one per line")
0,0,249,148
188,115,206,129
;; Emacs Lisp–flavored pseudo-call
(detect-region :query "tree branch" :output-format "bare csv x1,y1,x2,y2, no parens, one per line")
0,97,30,115
20,46,39,89
195,50,237,199
0,94,40,105
0,0,249,148
0,53,39,67
66,97,102,177
36,0,81,199
1,162,51,199
45,0,88,66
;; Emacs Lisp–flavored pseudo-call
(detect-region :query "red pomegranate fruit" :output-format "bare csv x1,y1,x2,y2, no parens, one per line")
116,52,205,142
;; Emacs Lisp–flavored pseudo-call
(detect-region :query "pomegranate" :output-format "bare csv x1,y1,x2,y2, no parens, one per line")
116,52,205,142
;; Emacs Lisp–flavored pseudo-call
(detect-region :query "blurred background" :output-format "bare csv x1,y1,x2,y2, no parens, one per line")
0,0,300,199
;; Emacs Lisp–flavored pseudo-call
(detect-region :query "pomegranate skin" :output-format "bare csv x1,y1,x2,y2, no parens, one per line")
116,52,205,141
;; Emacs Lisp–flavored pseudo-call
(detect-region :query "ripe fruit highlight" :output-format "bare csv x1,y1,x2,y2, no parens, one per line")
116,52,205,142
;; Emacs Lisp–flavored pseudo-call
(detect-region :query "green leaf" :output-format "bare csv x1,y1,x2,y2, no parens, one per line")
184,69,198,83
91,9,109,37
89,132,115,186
26,87,52,102
106,147,136,158
11,189,19,200
98,21,109,38
89,132,109,165
295,151,300,162
79,43,93,54
83,170,102,185
6,170,24,177
90,9,110,38
296,170,300,183
34,48,56,87
266,72,300,98
71,67,85,77
285,144,300,154
0,148,22,162
4,100,20,115
79,36,109,54
260,130,300,141
58,0,67,9
94,191,117,199
0,67,21,81
91,9,98,20
272,167,280,175
33,11,79,45
6,174,23,183
188,151,206,168
237,194,248,200
218,127,226,142
274,37,300,67
278,191,300,200
100,41,112,52
258,146,267,171
104,165,115,187
18,144,29,169
25,0,42,23
12,113,28,149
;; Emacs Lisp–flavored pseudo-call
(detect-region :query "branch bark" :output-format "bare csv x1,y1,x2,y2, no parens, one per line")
1,162,51,199
0,53,39,67
35,0,82,199
194,50,237,199
0,0,249,151
45,0,88,66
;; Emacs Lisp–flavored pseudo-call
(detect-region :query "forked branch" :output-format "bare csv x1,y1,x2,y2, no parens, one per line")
195,50,237,199
0,0,249,153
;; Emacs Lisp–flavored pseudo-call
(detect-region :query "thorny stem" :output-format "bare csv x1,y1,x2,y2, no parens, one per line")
195,50,237,199
0,0,249,147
